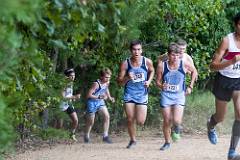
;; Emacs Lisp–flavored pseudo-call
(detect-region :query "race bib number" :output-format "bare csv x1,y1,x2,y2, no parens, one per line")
166,84,179,92
233,63,240,70
133,73,145,83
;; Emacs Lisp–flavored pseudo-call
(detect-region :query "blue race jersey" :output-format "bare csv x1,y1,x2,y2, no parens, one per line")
124,56,148,104
160,60,186,107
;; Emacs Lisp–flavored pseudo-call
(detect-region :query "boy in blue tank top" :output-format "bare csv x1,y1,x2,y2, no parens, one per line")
117,40,155,148
156,43,196,150
84,68,115,144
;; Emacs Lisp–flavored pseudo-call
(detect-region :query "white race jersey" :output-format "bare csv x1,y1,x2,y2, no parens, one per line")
219,33,240,78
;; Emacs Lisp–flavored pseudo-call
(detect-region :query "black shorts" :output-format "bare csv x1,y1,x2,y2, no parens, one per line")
212,73,240,102
65,105,76,114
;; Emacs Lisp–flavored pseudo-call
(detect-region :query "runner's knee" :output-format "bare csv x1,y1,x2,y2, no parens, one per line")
214,115,225,123
173,119,182,125
86,117,94,126
136,120,145,126
73,118,78,125
103,114,110,122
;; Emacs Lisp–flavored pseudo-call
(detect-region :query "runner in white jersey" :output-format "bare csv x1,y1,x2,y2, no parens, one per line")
60,68,80,141
207,12,240,160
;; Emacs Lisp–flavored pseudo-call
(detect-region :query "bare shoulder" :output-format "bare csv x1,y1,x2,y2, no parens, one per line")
91,81,99,88
145,57,154,68
214,35,229,57
219,35,229,49
184,54,194,64
145,57,153,63
185,53,193,60
120,59,128,70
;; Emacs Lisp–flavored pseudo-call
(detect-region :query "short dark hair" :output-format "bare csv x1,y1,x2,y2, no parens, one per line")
129,40,142,50
233,12,240,25
176,38,187,46
168,42,180,54
64,68,75,76
100,68,112,77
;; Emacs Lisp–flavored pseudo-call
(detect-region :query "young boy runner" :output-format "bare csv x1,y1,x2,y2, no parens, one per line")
156,43,196,150
117,40,155,148
84,68,115,143
60,68,80,141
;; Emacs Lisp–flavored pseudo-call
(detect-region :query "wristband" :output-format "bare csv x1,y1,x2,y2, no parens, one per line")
98,95,101,99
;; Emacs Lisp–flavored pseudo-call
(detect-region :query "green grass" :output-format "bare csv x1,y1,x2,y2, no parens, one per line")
37,127,70,140
184,90,235,134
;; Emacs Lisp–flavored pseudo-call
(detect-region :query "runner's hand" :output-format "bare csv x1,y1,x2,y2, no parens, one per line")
99,94,108,100
128,72,135,81
185,87,192,95
109,97,115,103
233,55,240,63
144,80,150,88
162,81,168,90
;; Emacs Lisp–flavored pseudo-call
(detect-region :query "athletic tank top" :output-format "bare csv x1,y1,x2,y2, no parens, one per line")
219,33,240,78
60,84,73,111
160,60,186,106
87,79,108,104
162,60,186,93
123,56,148,103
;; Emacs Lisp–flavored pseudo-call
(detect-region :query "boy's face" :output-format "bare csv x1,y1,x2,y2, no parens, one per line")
68,73,75,81
178,44,187,58
168,52,180,63
101,74,111,83
131,44,142,58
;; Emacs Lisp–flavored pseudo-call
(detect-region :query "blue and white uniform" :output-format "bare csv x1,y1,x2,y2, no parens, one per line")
160,60,186,107
124,56,148,104
87,80,108,114
60,83,74,111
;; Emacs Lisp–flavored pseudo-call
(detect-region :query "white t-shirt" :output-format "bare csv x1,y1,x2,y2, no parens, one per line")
60,85,73,111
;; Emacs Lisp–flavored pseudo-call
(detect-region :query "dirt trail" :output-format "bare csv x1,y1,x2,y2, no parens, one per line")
9,133,231,160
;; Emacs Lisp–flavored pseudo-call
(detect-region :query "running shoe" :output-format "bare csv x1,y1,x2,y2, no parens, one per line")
207,120,218,144
126,140,137,149
103,136,112,144
228,149,240,160
70,134,77,142
171,132,181,142
83,135,90,143
160,142,170,151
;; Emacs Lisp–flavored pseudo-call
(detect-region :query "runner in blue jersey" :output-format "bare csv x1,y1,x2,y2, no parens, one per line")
117,40,155,148
207,12,240,160
156,43,197,150
84,68,115,144
60,68,81,141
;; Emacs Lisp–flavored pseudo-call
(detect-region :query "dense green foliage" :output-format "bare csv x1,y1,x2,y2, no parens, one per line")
0,0,239,156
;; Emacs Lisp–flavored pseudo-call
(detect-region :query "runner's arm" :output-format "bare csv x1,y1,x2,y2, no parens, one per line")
86,82,99,99
106,88,115,102
184,60,197,90
210,36,240,71
145,58,155,87
156,61,164,89
117,61,131,86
